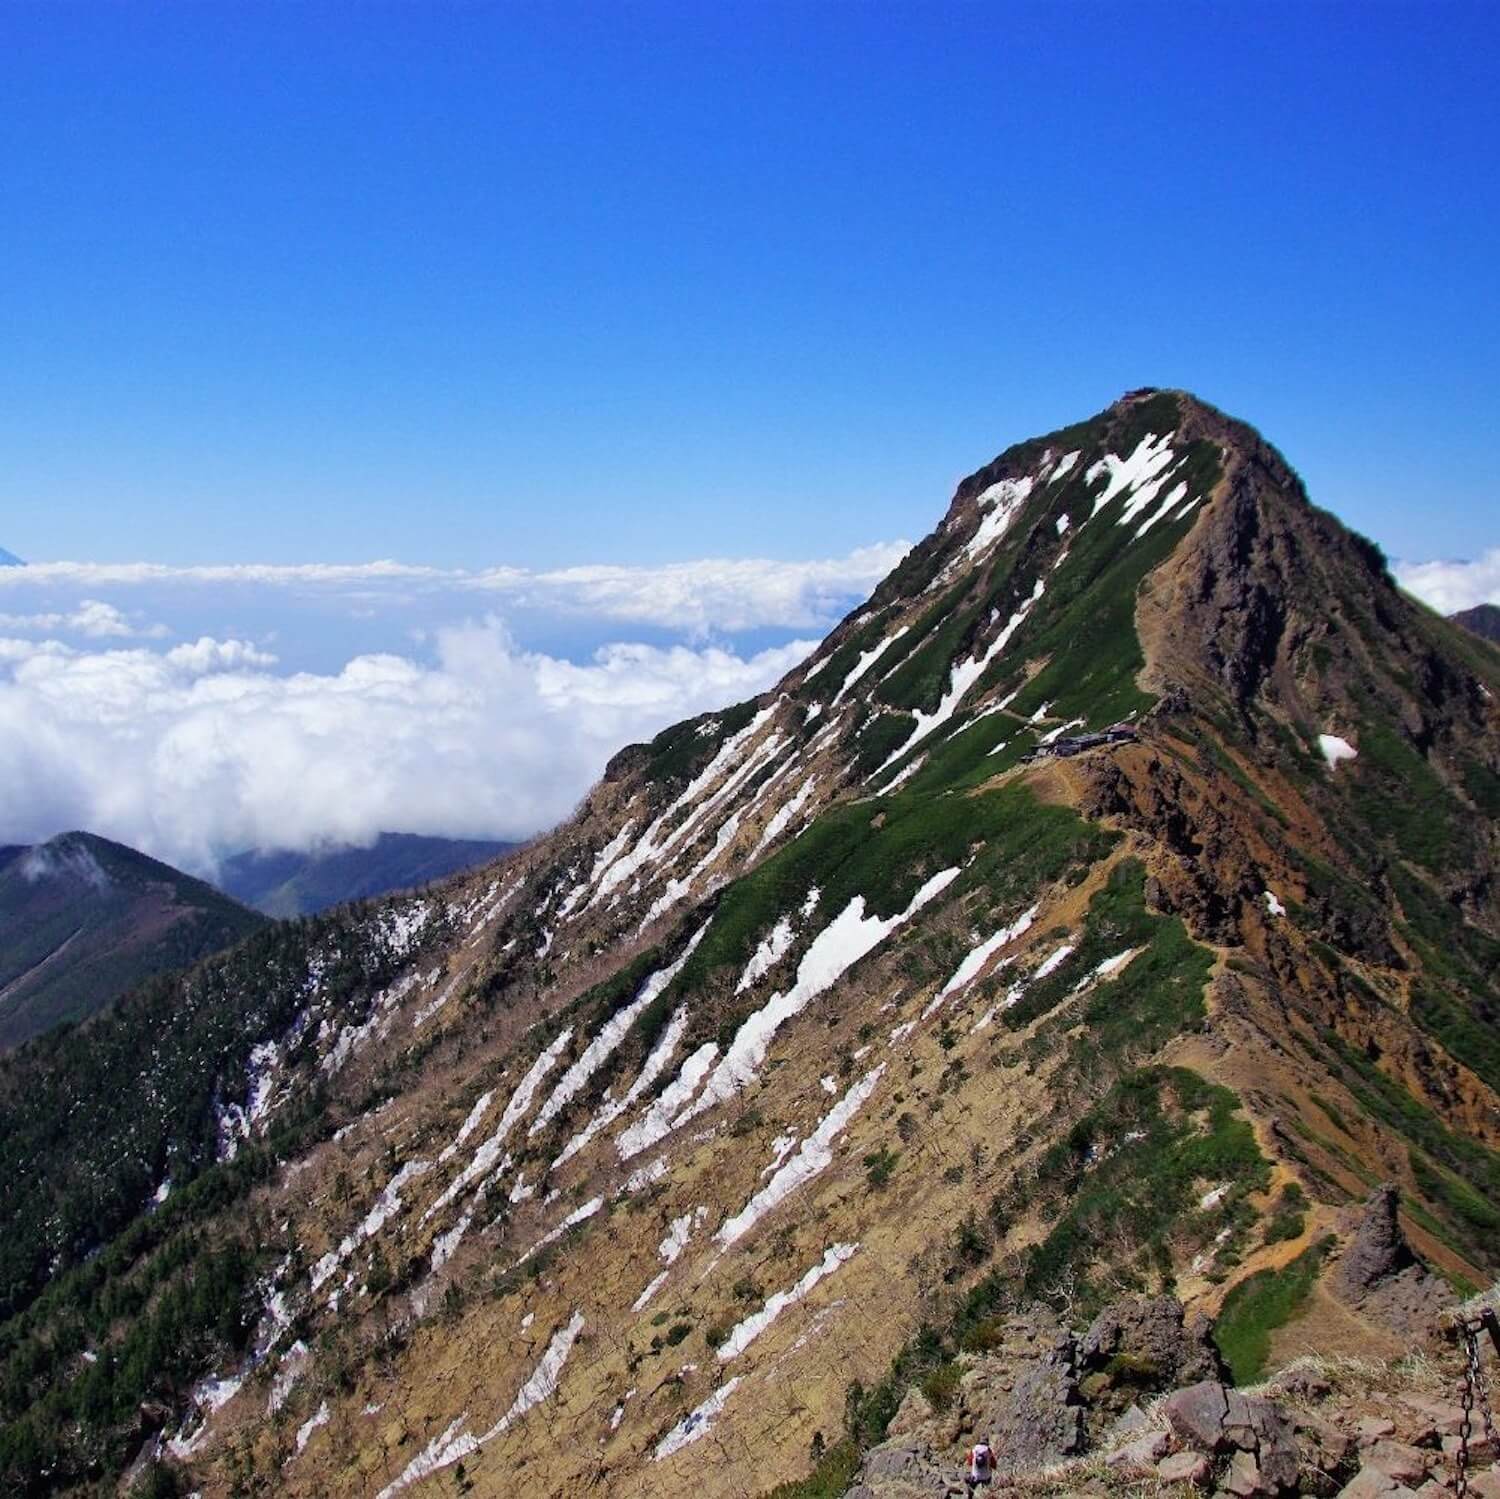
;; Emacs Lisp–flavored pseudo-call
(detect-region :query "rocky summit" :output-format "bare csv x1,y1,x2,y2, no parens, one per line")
1,390,1497,1499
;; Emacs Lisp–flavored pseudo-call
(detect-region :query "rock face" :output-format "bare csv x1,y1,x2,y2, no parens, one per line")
1332,1186,1454,1336
1079,1295,1226,1391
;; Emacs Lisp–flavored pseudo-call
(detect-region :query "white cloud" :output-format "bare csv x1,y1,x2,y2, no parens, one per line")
1395,549,1500,615
0,544,908,635
0,622,816,873
0,599,167,639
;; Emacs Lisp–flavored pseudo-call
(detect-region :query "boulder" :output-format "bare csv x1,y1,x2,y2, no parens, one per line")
1079,1295,1226,1393
1357,1418,1397,1445
1223,1449,1274,1496
1159,1381,1300,1493
1336,1186,1415,1296
886,1386,935,1439
1158,1449,1213,1486
1364,1439,1430,1486
1105,1431,1170,1470
1332,1186,1453,1337
967,1331,1085,1472
1334,1467,1418,1499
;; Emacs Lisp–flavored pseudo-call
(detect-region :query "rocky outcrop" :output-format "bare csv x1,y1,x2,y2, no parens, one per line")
1333,1186,1454,1338
1079,1295,1226,1392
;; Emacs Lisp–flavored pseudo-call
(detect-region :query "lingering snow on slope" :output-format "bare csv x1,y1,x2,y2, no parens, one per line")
477,1311,585,1441
422,1029,572,1223
678,870,958,1128
878,578,1046,773
1049,451,1080,484
654,1378,742,1460
310,1157,432,1291
831,626,910,706
736,915,795,994
972,940,1076,1031
1038,717,1086,745
922,905,1037,1019
632,1270,670,1312
616,713,787,907
1134,480,1190,538
618,1040,720,1159
376,1416,478,1498
717,1066,885,1248
295,1400,330,1454
431,1209,474,1272
529,927,705,1138
555,1004,693,1170
438,1090,495,1165
1318,733,1358,768
1264,890,1287,917
963,476,1035,563
716,1242,858,1361
1086,432,1177,518
1072,948,1141,990
515,1197,603,1266
751,774,818,858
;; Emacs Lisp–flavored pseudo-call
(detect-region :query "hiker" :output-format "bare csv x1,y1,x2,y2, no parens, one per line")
966,1437,995,1492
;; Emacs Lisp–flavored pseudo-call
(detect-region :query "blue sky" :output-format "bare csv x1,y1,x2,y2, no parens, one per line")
2,1,1497,867
2,0,1496,570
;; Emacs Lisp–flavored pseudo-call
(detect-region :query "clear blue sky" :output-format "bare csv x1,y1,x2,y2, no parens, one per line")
2,0,1496,569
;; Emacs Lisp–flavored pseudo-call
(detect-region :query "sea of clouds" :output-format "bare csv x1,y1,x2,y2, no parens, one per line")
0,546,906,873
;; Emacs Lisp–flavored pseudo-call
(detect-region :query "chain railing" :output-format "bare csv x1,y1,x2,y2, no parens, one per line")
1456,1309,1499,1499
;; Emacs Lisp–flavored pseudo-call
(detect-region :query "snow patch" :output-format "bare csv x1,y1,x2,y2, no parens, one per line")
1318,733,1358,768
716,1243,858,1361
654,1378,742,1460
679,871,957,1126
717,1067,884,1247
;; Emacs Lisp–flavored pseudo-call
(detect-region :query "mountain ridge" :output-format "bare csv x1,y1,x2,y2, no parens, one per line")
216,832,519,917
0,829,268,1050
1,390,1496,1498
1453,601,1500,645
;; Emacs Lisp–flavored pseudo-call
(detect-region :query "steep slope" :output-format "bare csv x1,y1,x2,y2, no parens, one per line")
1453,602,1500,645
0,831,268,1049
0,546,22,566
218,833,520,917
1,391,1496,1499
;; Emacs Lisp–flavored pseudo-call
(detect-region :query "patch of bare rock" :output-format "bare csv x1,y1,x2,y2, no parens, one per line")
840,1297,1496,1499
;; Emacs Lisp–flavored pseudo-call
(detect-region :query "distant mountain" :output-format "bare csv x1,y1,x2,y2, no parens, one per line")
1452,601,1500,644
216,831,518,916
0,831,267,1050
0,546,23,566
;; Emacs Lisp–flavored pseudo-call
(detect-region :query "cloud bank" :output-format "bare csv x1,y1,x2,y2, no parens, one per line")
0,623,815,875
1394,549,1500,616
0,544,908,636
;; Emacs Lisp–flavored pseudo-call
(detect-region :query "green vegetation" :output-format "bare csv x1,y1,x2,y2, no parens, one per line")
638,697,762,787
863,1148,899,1189
1213,1236,1335,1384
1321,1031,1500,1270
758,1438,863,1499
1019,1068,1268,1315
1000,860,1213,1069
1262,1183,1308,1244
668,779,1116,1046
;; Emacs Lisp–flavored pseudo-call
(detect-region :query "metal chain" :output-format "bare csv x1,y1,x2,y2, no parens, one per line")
1458,1325,1478,1499
1457,1320,1498,1499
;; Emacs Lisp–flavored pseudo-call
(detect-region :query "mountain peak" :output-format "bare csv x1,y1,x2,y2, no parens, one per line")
0,545,23,566
2,398,1497,1499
